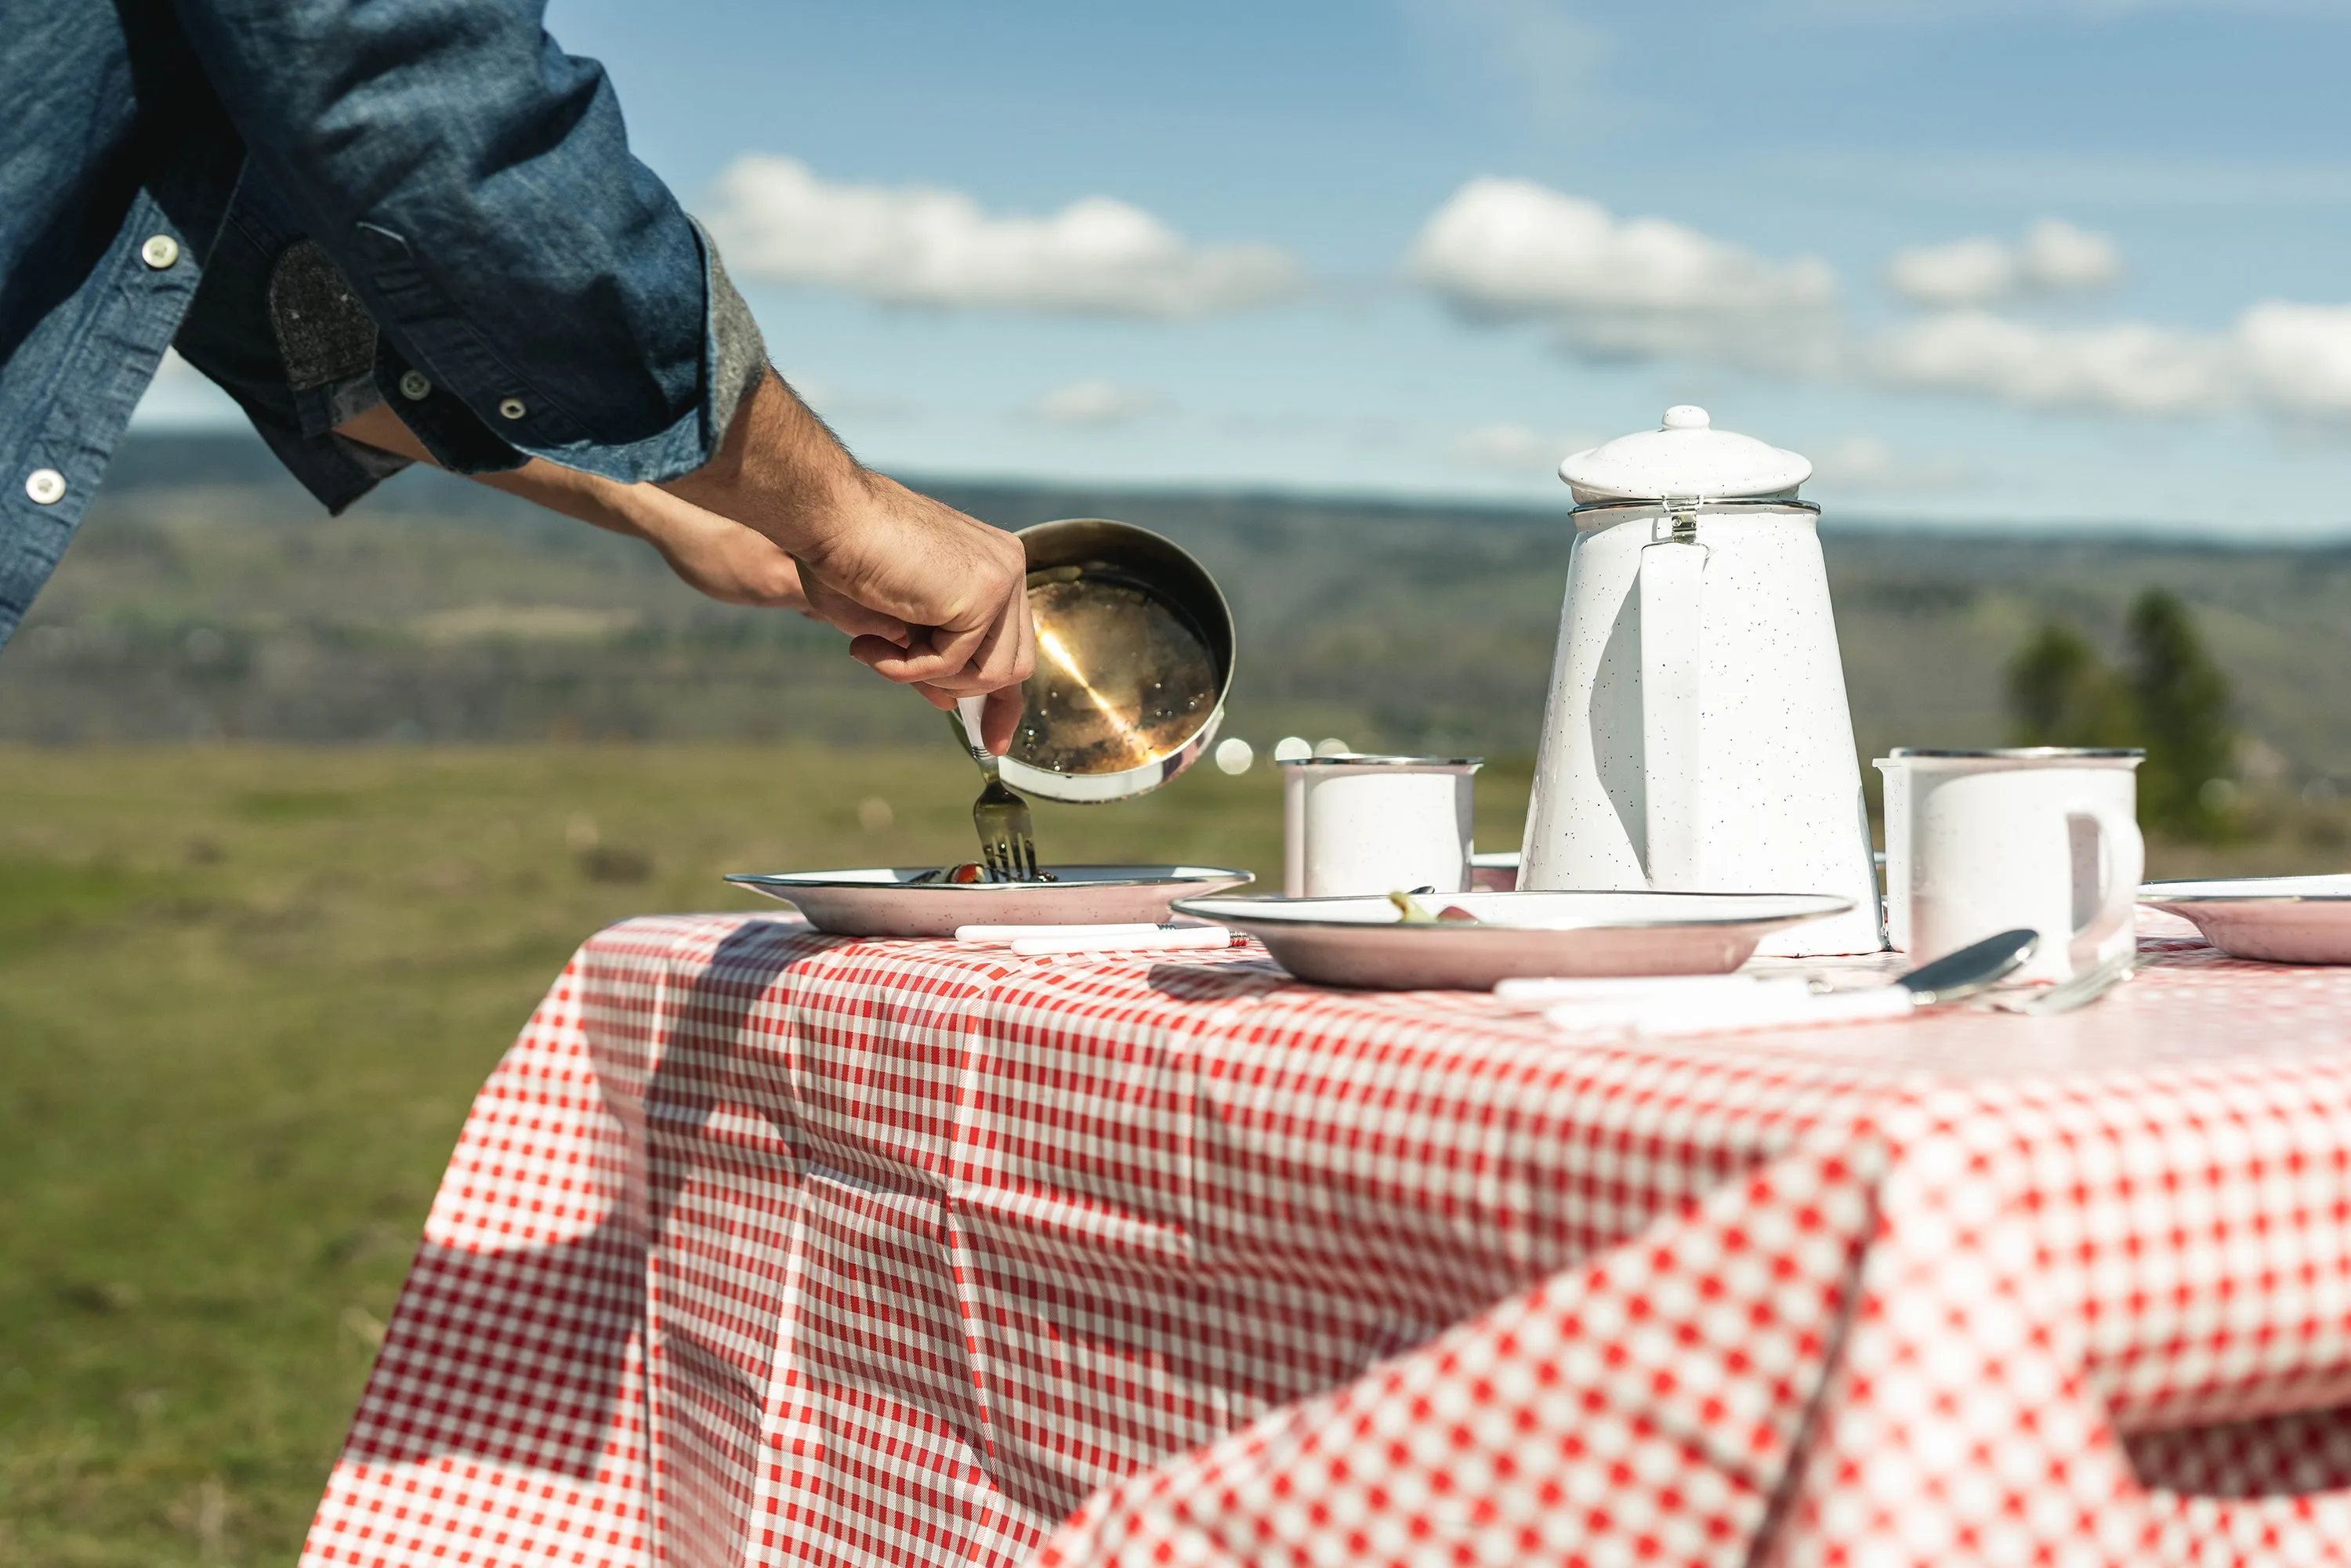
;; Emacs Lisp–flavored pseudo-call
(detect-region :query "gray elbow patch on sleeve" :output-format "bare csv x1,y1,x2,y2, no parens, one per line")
699,224,768,445
269,240,385,432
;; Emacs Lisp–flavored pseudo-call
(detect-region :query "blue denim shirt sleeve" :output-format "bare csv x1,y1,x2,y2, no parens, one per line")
172,167,415,513
168,0,766,485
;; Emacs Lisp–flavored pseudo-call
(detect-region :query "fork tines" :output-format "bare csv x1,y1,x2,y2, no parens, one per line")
973,781,1039,883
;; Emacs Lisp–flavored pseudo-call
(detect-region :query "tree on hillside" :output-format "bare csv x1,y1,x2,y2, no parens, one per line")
2126,589,2237,842
2004,590,2237,842
2007,621,2131,748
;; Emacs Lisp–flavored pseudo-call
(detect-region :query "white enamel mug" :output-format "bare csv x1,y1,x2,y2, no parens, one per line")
1893,748,2145,983
1281,756,1480,897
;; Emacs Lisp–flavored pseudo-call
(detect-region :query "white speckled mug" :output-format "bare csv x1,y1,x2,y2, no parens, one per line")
1281,756,1480,897
1893,748,2144,983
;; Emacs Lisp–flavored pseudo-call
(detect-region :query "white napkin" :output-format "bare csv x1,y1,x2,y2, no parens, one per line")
1525,972,1915,1038
1496,973,1770,1005
1008,926,1235,957
957,922,1161,943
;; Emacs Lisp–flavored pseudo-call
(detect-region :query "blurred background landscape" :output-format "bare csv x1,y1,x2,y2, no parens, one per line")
16,0,2351,1559
27,432,2351,794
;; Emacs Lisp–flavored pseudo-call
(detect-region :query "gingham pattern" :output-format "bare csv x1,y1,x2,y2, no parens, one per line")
303,912,2351,1568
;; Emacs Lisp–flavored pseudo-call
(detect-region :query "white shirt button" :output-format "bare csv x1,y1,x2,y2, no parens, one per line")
140,234,180,270
498,397,527,421
398,370,433,400
25,469,66,505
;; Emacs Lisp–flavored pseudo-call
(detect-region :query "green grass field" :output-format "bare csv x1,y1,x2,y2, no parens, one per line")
0,742,2339,1565
0,742,1499,1565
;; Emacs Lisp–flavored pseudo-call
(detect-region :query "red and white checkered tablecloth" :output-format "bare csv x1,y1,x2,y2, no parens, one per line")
300,911,2351,1568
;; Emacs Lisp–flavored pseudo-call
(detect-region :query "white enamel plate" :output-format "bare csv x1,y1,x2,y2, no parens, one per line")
2139,875,2351,964
726,865,1254,938
1170,889,1855,990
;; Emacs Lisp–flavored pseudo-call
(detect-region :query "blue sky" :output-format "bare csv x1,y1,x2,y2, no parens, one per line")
136,1,2351,532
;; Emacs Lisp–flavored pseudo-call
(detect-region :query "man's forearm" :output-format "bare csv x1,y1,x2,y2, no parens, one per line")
334,402,807,610
657,370,863,555
337,401,632,532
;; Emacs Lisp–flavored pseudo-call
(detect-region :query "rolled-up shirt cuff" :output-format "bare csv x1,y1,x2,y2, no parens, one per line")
264,424,415,514
372,220,767,486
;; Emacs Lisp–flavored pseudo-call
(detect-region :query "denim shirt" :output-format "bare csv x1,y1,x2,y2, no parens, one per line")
0,0,767,650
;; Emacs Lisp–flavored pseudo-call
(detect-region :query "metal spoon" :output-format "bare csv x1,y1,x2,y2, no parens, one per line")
1883,928,2042,1007
1787,928,2041,1012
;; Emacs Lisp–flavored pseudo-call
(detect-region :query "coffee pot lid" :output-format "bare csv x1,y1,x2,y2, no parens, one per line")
1556,406,1811,505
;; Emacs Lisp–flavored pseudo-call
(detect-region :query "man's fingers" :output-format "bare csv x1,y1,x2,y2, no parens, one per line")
799,567,914,645
905,676,959,712
958,583,1034,693
979,683,1025,755
982,600,1037,753
855,622,990,686
1002,581,1038,686
849,632,964,686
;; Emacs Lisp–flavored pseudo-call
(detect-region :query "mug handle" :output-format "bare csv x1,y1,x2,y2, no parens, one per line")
2069,800,2145,958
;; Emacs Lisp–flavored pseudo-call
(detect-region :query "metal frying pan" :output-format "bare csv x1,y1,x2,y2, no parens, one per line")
954,517,1236,804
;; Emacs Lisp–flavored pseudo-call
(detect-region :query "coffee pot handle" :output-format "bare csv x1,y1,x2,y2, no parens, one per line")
1639,538,1708,889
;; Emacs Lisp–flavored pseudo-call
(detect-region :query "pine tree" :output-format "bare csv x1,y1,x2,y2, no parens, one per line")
2125,589,2236,842
2003,593,2237,842
2007,621,2130,748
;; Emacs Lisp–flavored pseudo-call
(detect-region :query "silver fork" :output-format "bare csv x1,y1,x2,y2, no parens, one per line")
1986,950,2135,1016
953,698,1039,882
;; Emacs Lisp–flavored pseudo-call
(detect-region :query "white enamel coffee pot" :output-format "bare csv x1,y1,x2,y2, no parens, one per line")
1518,407,1882,956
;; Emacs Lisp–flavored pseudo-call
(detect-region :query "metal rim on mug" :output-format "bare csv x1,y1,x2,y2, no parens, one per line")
1889,747,2145,760
1276,755,1483,770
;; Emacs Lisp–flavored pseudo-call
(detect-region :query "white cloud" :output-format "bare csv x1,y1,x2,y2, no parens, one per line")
1871,310,2229,414
1439,423,1608,480
1804,434,1972,493
1868,303,2351,424
1884,219,2122,306
2020,219,2125,291
1027,380,1166,428
2237,302,2351,420
1884,237,2013,309
1446,422,1603,476
1406,178,1838,363
1403,183,2351,433
701,154,1302,318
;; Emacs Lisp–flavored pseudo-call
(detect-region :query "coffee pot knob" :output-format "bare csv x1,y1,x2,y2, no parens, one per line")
1661,404,1710,430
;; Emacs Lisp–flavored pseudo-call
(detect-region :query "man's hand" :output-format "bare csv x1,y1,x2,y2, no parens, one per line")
337,376,1037,753
661,371,1034,751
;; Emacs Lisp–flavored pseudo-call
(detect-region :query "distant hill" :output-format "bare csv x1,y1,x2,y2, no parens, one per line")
8,431,2351,790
